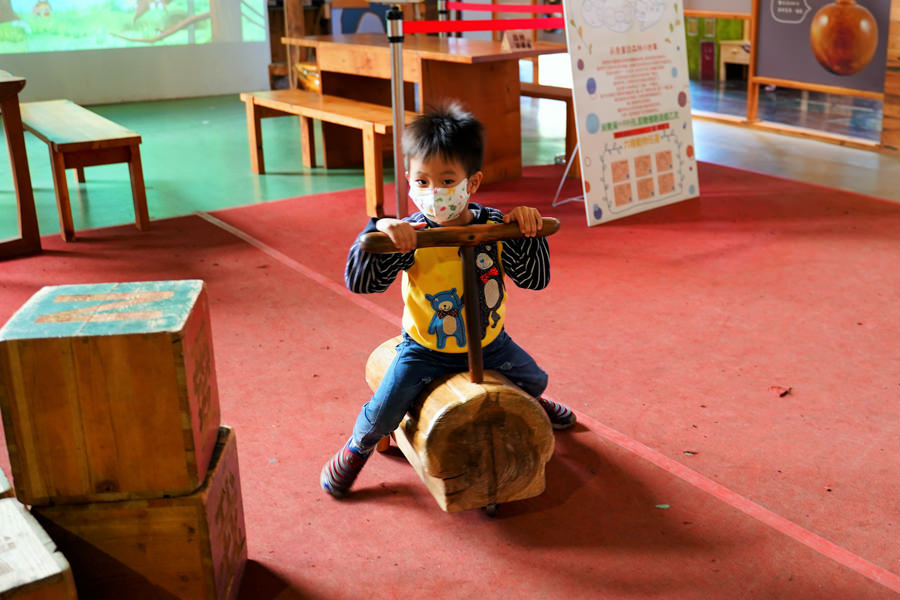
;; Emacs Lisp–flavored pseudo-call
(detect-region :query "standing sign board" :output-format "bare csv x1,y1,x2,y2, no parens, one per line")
562,0,699,226
756,0,889,94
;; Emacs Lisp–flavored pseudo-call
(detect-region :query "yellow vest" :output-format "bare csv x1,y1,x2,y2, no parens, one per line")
402,244,506,353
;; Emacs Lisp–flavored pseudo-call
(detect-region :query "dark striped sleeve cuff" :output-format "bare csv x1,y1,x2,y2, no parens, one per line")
344,217,418,293
501,235,550,290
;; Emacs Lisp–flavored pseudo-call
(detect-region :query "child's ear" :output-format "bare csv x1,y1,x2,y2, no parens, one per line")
467,171,484,194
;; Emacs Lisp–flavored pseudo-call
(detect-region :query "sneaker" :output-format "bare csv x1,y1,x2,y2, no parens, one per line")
538,397,576,430
320,439,371,498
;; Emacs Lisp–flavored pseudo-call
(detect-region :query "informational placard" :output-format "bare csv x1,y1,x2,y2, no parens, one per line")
756,0,889,93
562,0,699,226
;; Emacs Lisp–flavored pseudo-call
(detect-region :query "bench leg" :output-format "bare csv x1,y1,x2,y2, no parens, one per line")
75,167,86,183
127,143,150,231
244,100,265,174
362,128,385,218
49,149,75,242
299,116,315,169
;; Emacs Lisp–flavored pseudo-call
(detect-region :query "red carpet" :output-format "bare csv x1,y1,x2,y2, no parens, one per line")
1,163,898,599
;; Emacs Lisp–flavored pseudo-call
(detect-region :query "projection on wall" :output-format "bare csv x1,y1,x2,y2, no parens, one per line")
0,0,266,54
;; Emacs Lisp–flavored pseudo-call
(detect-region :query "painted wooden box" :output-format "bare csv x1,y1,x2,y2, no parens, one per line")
0,280,221,505
0,498,77,600
366,337,554,513
32,426,246,600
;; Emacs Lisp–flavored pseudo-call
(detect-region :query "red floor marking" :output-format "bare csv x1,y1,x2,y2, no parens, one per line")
558,405,900,594
203,211,900,594
198,212,401,328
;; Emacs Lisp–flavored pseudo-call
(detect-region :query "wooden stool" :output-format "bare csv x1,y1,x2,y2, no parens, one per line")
33,426,247,600
21,99,149,242
0,280,221,506
0,498,77,599
367,337,554,513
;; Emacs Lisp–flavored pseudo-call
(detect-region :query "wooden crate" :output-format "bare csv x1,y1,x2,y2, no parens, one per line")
1,466,12,499
32,426,246,600
0,280,221,506
0,498,77,600
366,338,554,513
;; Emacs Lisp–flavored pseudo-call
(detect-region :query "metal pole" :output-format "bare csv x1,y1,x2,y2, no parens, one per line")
387,6,408,218
437,0,448,40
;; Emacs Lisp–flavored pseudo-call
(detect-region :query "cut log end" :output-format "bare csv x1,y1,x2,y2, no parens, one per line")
366,337,554,512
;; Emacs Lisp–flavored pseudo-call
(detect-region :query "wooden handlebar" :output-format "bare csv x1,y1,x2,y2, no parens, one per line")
359,217,561,253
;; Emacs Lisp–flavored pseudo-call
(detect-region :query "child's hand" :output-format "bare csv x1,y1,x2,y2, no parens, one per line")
503,206,543,237
375,218,427,252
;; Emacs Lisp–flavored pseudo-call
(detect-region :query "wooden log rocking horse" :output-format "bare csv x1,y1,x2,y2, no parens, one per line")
360,217,561,515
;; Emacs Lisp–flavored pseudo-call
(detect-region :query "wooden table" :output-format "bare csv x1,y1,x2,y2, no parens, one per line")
282,33,566,184
0,71,41,259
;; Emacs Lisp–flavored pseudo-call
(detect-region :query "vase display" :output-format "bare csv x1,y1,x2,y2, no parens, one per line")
809,0,878,76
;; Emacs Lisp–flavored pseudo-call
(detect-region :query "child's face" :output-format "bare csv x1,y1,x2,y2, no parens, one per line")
407,154,483,225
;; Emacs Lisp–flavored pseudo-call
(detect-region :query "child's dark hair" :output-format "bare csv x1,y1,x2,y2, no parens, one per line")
402,102,484,177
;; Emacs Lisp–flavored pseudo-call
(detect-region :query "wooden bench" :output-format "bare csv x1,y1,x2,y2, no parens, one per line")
520,82,580,178
20,100,149,242
240,89,417,218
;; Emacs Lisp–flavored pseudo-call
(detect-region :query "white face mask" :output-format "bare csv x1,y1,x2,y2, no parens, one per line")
409,178,470,222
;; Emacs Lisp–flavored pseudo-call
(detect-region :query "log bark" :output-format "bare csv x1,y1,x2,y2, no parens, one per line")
366,337,554,512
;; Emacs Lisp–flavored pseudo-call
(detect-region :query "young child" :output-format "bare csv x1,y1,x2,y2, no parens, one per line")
321,102,575,498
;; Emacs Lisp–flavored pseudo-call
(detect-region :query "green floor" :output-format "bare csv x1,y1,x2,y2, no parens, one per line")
0,94,567,241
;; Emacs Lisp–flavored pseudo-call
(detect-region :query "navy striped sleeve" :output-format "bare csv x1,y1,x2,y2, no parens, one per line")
344,217,420,294
483,207,551,290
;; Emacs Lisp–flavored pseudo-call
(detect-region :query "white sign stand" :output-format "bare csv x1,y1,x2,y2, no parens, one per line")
561,0,700,226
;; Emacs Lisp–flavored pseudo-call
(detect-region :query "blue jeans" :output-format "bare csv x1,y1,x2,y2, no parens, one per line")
352,330,548,449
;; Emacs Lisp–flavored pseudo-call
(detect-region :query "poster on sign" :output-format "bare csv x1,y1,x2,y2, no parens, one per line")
561,0,699,226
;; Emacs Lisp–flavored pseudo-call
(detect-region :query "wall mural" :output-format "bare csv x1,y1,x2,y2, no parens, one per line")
0,0,266,53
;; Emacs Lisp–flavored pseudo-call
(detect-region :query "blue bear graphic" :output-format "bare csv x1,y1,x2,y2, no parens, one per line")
425,288,466,349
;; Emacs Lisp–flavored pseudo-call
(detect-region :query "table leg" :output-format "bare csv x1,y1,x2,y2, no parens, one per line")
0,94,41,257
362,128,385,218
49,149,75,242
128,143,150,231
245,100,265,174
299,115,315,168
